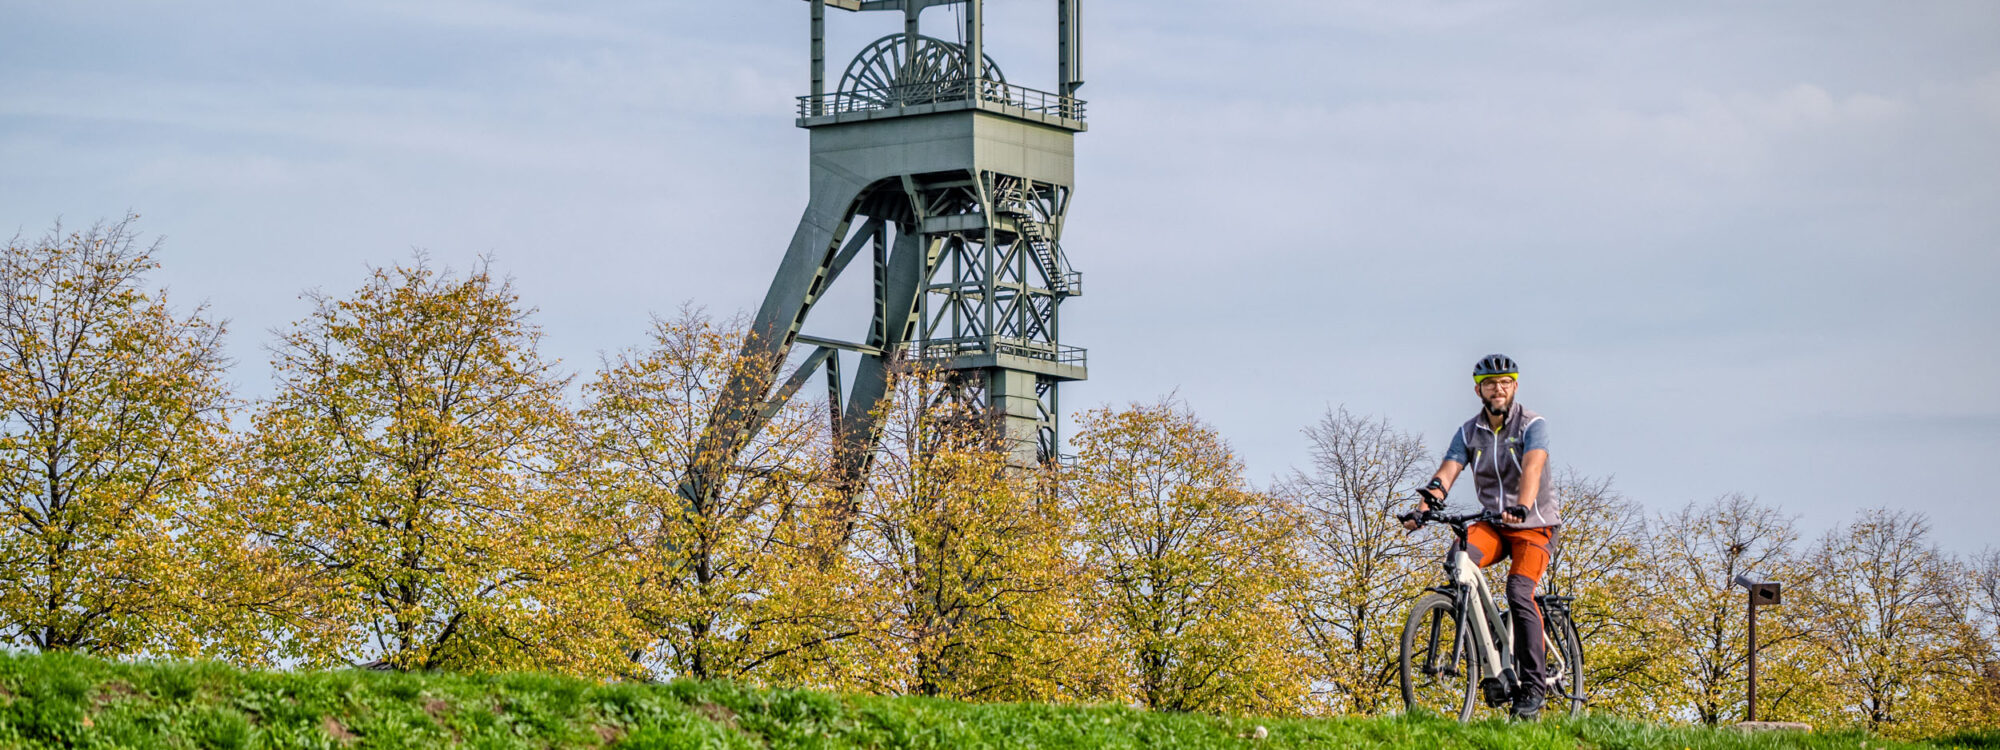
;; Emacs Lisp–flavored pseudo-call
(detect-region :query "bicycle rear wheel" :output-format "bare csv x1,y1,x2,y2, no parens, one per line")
1401,591,1479,721
1544,613,1585,717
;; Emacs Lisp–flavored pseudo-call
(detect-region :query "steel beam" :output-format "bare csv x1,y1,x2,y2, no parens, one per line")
1058,0,1081,96
760,346,836,423
810,0,826,112
804,0,962,11
831,226,934,483
680,172,866,506
904,1,919,69
794,334,883,356
965,0,983,83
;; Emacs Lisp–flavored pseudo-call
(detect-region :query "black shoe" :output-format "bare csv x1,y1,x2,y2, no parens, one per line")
1511,689,1545,721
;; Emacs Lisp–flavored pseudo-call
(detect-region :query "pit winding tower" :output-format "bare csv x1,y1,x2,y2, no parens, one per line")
689,0,1088,502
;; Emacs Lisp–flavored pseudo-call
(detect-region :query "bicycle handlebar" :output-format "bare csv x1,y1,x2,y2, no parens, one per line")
1396,500,1502,529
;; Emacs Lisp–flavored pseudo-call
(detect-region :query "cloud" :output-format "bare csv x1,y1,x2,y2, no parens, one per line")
354,0,653,41
1796,412,2000,441
1574,84,1908,178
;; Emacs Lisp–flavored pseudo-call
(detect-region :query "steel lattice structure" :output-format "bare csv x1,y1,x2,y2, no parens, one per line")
683,0,1087,506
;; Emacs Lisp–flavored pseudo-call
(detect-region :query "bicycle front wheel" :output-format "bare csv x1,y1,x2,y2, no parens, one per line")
1401,591,1479,721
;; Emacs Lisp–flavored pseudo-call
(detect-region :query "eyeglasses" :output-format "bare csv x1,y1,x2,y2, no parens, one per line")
1477,377,1517,390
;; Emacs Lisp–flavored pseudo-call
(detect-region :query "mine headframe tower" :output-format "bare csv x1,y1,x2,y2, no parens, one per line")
686,0,1087,506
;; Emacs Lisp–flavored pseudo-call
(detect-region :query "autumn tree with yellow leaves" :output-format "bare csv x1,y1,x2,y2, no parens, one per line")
1792,508,1990,738
580,308,849,682
1277,406,1432,715
1068,398,1311,715
16,215,2000,738
0,216,237,656
834,366,1107,702
1641,494,1814,724
1971,550,2000,725
1537,469,1666,718
238,257,630,675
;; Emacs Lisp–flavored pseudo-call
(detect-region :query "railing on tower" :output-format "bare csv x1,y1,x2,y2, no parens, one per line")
799,78,1087,121
905,336,1088,368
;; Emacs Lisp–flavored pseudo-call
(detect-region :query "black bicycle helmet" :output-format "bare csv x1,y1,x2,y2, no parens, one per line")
1473,353,1519,383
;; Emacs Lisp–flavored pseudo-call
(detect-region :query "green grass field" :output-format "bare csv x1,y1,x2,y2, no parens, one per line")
1,650,1987,749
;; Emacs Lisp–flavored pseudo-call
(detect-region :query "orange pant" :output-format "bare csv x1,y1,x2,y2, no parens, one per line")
1463,521,1557,694
1464,522,1554,581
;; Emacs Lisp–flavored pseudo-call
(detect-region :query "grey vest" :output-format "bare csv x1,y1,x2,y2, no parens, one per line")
1458,402,1559,529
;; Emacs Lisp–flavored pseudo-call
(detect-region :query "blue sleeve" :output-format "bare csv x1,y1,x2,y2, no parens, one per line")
1522,419,1550,453
1442,427,1468,465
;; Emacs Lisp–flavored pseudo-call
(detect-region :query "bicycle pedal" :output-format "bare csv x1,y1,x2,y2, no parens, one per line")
1480,678,1510,707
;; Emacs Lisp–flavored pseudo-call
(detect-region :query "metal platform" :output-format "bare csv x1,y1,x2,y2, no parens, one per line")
798,79,1086,131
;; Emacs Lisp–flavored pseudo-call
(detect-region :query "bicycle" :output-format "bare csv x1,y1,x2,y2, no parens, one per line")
1396,500,1586,721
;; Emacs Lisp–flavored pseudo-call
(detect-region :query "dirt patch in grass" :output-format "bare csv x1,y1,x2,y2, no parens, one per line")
424,697,464,743
94,680,141,706
694,701,739,730
322,715,358,746
594,723,625,745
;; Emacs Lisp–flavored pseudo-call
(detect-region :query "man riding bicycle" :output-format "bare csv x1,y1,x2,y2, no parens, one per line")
1402,353,1560,720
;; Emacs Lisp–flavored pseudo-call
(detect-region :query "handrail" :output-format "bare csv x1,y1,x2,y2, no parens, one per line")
904,336,1087,368
799,78,1086,121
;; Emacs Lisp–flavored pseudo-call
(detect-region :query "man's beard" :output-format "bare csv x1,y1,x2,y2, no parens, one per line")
1484,394,1511,416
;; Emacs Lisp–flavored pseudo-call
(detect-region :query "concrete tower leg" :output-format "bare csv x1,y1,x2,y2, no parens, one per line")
984,369,1048,468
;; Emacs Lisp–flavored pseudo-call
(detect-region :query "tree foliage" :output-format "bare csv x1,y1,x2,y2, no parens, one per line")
1278,406,1431,715
1971,549,2000,722
1540,469,1662,716
1642,494,1810,724
1068,398,1310,714
1794,509,1987,737
580,308,844,682
5,218,1998,737
838,368,1102,702
238,257,628,674
0,216,236,657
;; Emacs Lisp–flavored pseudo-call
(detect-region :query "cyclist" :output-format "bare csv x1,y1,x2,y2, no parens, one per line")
1403,353,1560,720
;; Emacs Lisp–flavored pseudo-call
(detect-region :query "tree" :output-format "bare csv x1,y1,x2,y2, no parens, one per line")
1277,406,1431,715
1643,493,1809,724
1796,508,1986,737
239,257,629,675
1069,398,1310,714
0,216,238,656
1539,469,1663,717
835,366,1104,701
1973,550,2000,652
1971,549,2000,724
580,307,848,682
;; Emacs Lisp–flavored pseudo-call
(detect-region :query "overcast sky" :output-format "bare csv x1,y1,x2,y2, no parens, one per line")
3,1,1996,553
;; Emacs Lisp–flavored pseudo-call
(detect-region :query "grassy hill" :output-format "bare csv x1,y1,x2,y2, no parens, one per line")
2,651,1988,749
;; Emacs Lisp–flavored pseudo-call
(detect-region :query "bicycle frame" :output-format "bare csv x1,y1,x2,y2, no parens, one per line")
1442,530,1517,696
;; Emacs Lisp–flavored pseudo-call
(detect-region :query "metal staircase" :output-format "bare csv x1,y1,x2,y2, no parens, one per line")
995,179,1079,298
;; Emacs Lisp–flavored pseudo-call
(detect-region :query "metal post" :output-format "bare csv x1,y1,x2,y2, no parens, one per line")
810,0,827,115
1733,575,1780,723
964,0,982,87
981,225,996,345
1747,590,1758,721
1057,0,1081,97
905,0,920,72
